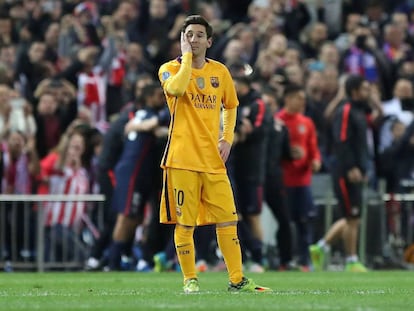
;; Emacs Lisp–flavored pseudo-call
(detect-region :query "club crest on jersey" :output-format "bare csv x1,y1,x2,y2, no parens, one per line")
298,124,306,134
196,77,205,89
210,77,219,88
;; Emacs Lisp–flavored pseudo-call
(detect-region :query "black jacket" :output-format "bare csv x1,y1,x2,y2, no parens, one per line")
233,90,273,183
332,100,370,176
266,118,293,179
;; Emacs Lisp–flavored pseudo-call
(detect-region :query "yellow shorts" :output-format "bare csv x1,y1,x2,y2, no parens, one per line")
160,168,238,226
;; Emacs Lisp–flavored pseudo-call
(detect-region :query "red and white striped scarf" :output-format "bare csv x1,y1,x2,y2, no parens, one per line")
44,166,90,229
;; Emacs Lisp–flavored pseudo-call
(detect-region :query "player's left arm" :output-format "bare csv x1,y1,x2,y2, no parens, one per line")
220,67,239,161
220,107,237,162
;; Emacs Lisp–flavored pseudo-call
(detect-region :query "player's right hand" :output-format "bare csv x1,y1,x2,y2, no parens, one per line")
181,31,192,54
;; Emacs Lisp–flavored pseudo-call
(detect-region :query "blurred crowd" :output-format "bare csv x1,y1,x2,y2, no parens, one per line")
1,0,414,271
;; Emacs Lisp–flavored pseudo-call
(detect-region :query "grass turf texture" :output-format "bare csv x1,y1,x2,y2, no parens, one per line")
0,271,412,310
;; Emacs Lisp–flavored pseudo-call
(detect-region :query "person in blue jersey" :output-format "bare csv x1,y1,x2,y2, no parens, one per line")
107,82,170,270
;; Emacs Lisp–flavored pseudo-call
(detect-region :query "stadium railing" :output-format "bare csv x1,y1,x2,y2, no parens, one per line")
0,194,105,272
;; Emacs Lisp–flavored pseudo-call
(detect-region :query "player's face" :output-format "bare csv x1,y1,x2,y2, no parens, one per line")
287,90,306,113
184,24,212,57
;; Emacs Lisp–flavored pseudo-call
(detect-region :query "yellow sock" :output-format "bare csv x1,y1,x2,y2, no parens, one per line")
174,225,196,282
216,225,243,284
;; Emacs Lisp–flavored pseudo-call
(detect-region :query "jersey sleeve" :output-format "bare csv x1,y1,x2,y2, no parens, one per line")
158,53,192,97
221,66,239,109
221,107,237,144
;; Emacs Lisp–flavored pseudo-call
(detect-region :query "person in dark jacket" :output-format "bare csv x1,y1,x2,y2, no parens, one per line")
265,114,302,270
230,76,273,271
310,74,382,272
262,88,304,270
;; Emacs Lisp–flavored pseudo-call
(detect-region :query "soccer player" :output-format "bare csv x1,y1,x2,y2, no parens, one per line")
310,75,381,272
158,15,270,293
277,84,321,271
107,83,169,270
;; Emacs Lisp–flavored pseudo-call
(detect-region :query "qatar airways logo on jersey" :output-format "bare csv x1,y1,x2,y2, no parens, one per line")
189,93,217,109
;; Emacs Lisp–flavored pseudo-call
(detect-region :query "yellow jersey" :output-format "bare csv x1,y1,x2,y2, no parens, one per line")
158,56,238,174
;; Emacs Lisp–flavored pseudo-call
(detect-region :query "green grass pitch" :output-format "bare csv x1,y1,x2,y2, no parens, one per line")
0,271,413,310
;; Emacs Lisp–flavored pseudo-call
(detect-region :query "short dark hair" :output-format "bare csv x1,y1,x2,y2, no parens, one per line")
181,15,213,39
283,83,304,98
345,74,365,98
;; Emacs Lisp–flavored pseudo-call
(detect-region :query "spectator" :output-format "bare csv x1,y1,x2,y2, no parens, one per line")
314,0,344,39
34,92,64,159
379,119,407,193
39,122,92,262
382,22,412,70
70,1,101,48
0,12,14,46
380,78,414,151
2,86,36,138
43,22,61,71
0,44,17,85
34,77,78,130
134,0,182,69
1,130,39,194
14,41,48,102
301,22,328,60
0,84,12,139
285,63,305,86
266,32,289,64
273,0,311,41
335,13,362,53
1,129,39,263
307,42,340,72
342,23,380,84
222,38,246,66
111,0,140,39
122,43,155,103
